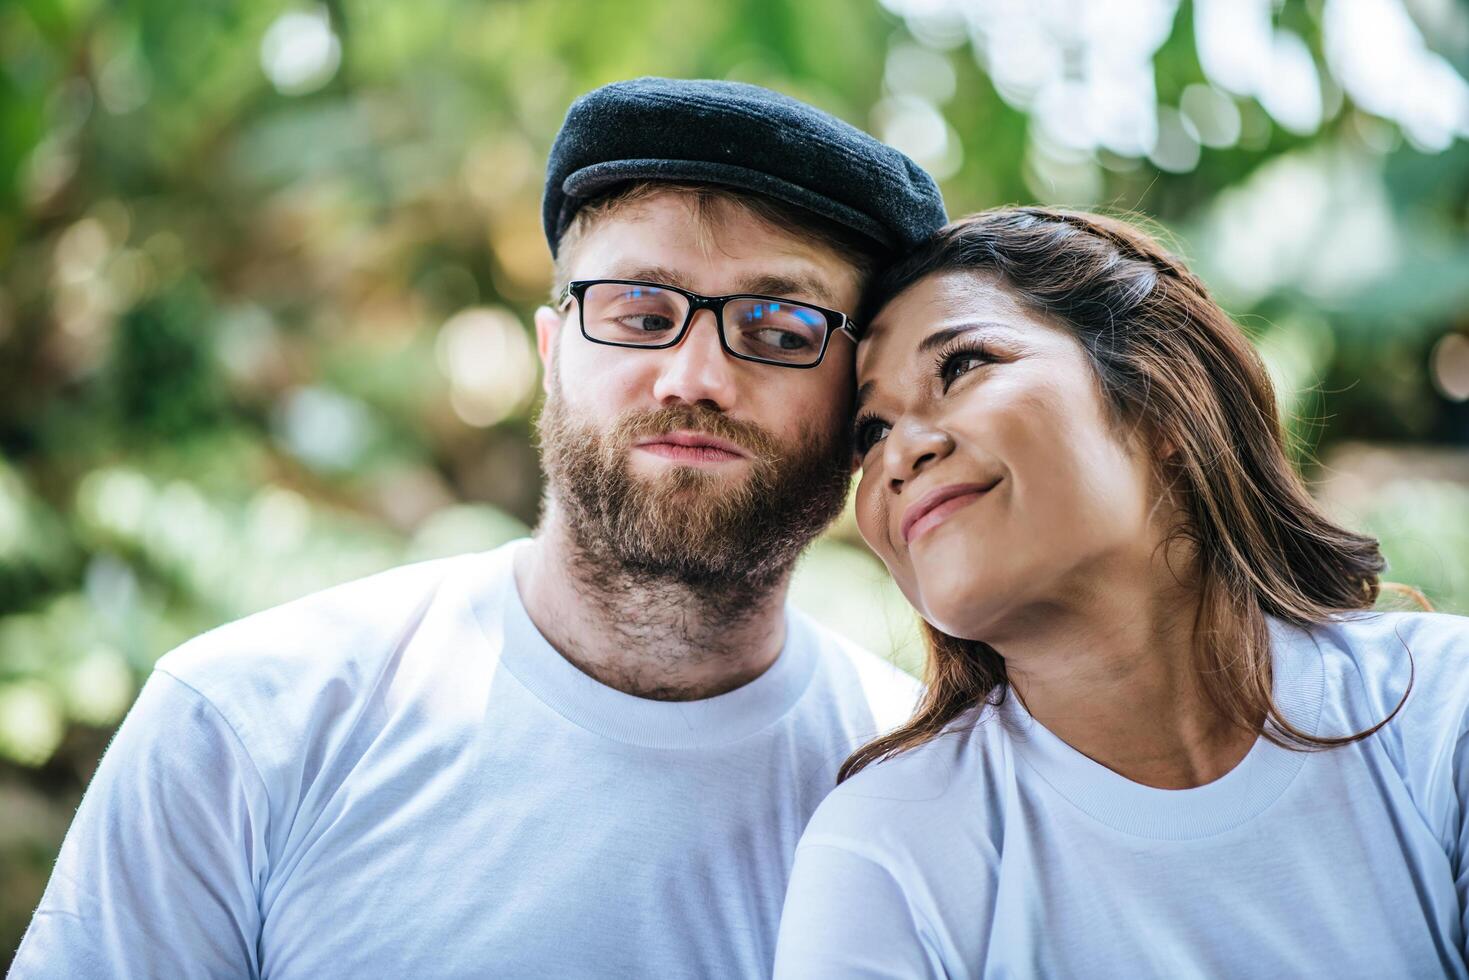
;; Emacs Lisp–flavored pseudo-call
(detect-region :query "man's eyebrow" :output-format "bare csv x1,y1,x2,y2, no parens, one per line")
733,273,838,308
592,267,838,307
601,265,695,291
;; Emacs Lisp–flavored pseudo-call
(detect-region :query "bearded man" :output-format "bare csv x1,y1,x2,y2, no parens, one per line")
13,78,945,979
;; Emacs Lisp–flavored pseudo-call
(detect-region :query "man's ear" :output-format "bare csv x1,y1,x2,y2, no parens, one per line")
534,306,561,397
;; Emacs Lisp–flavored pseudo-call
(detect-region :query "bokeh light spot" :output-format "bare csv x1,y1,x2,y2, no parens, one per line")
1431,334,1469,403
436,307,538,428
260,6,342,96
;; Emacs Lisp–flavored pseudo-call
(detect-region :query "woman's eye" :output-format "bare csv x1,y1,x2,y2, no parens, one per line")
941,351,988,388
853,418,890,456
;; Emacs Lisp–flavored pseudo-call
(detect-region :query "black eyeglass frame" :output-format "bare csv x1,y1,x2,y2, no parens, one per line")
559,278,857,370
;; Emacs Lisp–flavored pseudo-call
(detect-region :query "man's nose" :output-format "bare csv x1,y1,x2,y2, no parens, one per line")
650,309,738,411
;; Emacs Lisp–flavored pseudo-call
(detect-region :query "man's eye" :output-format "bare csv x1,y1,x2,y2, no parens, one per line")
853,417,890,455
750,328,811,351
617,314,676,332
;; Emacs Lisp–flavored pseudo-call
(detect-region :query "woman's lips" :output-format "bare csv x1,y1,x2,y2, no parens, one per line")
900,480,1001,544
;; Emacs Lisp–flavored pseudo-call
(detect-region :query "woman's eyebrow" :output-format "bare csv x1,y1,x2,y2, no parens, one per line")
916,320,1015,355
856,320,1020,413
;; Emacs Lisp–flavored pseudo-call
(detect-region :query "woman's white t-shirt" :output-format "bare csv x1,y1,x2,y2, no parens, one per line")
775,612,1469,979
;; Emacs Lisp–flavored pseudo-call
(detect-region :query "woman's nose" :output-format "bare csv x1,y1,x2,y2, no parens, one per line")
884,420,954,493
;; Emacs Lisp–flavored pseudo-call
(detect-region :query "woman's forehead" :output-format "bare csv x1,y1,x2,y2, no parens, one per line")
867,273,1027,339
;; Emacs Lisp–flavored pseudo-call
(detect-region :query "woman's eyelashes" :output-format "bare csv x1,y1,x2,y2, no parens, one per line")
852,413,890,456
936,340,994,391
852,341,998,460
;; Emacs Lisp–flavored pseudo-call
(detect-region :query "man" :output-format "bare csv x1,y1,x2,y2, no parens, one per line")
13,78,946,978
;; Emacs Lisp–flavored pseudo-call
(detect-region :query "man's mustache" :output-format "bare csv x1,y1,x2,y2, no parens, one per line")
606,406,780,465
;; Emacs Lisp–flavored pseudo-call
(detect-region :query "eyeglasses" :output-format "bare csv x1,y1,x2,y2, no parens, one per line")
559,279,856,369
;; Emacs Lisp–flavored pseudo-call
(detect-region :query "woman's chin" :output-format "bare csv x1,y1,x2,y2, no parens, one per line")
875,528,1021,643
913,580,1009,644
904,549,1003,635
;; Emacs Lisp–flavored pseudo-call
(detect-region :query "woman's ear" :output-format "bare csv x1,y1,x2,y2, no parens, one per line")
1141,418,1178,462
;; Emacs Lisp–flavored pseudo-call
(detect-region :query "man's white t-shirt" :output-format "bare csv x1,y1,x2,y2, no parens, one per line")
774,612,1469,979
13,539,917,979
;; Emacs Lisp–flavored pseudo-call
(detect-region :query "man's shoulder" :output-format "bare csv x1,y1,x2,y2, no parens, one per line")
791,608,922,736
155,545,517,711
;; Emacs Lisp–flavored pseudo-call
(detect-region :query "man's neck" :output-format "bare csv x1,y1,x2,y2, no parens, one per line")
514,520,792,701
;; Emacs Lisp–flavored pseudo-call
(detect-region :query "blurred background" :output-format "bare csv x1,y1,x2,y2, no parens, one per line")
3,0,1468,958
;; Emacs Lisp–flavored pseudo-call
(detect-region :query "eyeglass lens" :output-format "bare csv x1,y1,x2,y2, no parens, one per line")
579,282,829,365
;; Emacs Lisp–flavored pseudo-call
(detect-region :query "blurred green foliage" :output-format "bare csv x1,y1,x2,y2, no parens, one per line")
2,0,1468,961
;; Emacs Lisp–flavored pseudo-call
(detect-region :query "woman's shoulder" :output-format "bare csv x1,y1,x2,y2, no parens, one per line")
1316,608,1469,651
1307,609,1469,767
799,703,1015,866
1310,609,1469,701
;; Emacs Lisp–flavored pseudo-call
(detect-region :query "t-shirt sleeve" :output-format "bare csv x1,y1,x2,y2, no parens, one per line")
1386,613,1469,966
1454,720,1469,963
10,669,270,979
773,841,943,980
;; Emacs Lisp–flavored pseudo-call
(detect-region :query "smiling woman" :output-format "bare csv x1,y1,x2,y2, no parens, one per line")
772,207,1469,979
844,206,1390,775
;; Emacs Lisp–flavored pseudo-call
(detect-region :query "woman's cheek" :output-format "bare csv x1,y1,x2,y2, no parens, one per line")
853,471,885,556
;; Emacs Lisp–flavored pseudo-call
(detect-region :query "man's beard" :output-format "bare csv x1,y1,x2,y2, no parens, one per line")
537,387,852,600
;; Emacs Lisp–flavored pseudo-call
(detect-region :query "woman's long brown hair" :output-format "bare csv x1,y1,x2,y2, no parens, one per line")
840,206,1401,783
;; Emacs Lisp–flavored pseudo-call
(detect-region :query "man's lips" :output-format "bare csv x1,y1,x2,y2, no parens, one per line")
634,430,750,464
900,480,1002,544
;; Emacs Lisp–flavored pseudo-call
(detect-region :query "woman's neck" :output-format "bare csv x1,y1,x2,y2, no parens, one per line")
997,569,1258,790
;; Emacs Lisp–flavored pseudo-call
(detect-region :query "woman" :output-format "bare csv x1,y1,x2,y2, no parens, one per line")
772,207,1469,978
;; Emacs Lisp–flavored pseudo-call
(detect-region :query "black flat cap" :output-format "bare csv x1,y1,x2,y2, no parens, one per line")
543,77,948,258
